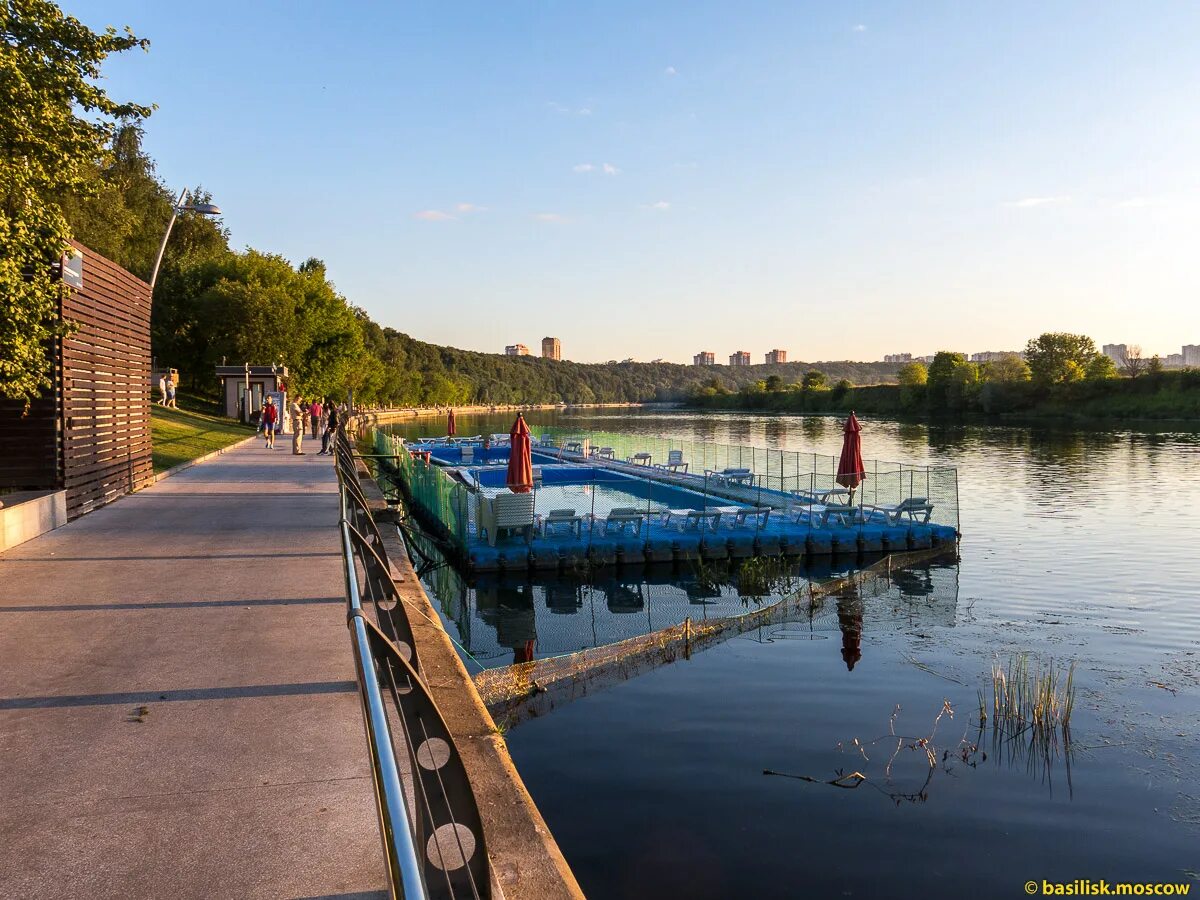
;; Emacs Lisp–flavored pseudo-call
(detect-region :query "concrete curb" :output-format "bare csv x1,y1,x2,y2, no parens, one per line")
152,433,259,484
353,456,585,900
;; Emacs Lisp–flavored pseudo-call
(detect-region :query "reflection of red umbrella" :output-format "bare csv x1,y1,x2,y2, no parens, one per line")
447,408,456,436
506,414,533,494
836,412,865,497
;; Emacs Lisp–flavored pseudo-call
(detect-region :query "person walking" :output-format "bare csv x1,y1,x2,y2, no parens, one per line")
165,376,177,409
290,397,306,455
157,374,167,406
309,398,323,439
262,397,278,449
321,400,340,455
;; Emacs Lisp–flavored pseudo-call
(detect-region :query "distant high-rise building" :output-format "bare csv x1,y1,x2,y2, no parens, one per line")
729,350,751,366
1164,353,1184,369
505,344,530,356
1184,345,1200,367
693,351,715,366
970,351,1022,363
1102,344,1128,366
764,349,787,364
541,336,561,360
884,353,912,364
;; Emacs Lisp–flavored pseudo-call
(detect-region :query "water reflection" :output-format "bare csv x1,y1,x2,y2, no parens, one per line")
409,524,961,674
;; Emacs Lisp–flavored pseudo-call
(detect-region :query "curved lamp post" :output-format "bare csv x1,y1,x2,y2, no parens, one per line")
149,187,222,291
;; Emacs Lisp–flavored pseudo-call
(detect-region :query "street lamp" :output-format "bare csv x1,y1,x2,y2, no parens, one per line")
149,187,223,291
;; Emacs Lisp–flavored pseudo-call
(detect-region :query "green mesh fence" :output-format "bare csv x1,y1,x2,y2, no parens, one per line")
374,430,471,550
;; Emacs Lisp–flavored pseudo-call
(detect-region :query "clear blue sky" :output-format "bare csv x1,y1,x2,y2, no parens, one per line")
73,1,1200,363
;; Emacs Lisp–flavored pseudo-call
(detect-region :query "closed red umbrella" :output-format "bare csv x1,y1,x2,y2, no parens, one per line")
447,408,456,436
506,413,533,494
836,412,866,500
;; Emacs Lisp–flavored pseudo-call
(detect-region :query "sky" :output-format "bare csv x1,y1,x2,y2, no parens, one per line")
71,1,1200,363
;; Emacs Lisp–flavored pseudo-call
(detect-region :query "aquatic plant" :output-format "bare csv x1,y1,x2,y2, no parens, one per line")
988,653,1075,737
764,700,984,804
736,556,800,599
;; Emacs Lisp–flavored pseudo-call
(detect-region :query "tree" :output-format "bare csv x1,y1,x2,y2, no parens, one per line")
1085,354,1119,381
981,353,1031,383
1,1,151,402
927,351,980,410
897,361,928,386
764,374,784,392
1023,333,1099,385
1148,354,1164,375
802,369,826,390
1121,345,1146,378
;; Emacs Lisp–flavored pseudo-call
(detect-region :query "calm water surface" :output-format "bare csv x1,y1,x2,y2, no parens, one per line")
396,410,1200,898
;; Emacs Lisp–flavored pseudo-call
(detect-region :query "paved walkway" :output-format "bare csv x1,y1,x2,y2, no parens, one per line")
0,440,386,900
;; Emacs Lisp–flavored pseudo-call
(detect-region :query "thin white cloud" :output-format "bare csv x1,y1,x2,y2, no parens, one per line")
414,209,454,221
573,162,620,175
548,102,592,116
1114,196,1153,209
640,200,670,211
665,65,678,76
853,24,867,32
455,202,485,213
535,212,568,224
1003,196,1071,208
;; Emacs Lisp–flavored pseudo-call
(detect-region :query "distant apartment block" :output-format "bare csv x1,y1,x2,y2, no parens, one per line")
884,353,912,363
1102,344,1128,366
1164,353,1184,369
693,351,715,366
505,344,530,356
729,351,751,366
764,349,787,364
970,351,1022,363
1184,345,1200,367
541,336,561,360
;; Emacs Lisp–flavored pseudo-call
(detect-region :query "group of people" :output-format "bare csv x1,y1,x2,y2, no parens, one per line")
156,373,177,408
259,396,342,455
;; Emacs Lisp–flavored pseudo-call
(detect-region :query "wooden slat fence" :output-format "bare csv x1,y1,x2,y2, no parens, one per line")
0,242,153,518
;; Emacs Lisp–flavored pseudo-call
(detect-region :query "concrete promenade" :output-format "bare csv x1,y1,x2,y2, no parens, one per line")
0,440,387,899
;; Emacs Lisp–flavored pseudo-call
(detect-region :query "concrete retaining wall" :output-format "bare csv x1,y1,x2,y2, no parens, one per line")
0,490,68,551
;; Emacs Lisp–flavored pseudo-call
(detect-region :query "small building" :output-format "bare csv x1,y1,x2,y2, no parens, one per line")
505,344,530,356
541,337,561,360
729,351,751,366
693,351,715,366
216,365,289,422
765,349,787,364
883,353,912,363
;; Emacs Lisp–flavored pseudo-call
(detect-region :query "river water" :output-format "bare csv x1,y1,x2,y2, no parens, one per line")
391,410,1200,898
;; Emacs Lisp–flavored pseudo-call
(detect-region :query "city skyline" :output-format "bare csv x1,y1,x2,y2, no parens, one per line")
73,1,1200,363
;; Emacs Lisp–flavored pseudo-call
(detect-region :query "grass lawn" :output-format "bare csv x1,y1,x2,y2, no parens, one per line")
151,405,255,473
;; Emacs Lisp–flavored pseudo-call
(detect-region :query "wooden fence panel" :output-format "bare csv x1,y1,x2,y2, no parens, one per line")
60,241,154,517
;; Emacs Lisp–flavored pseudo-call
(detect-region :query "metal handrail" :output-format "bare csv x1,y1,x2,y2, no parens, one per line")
335,425,492,900
341,520,427,899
